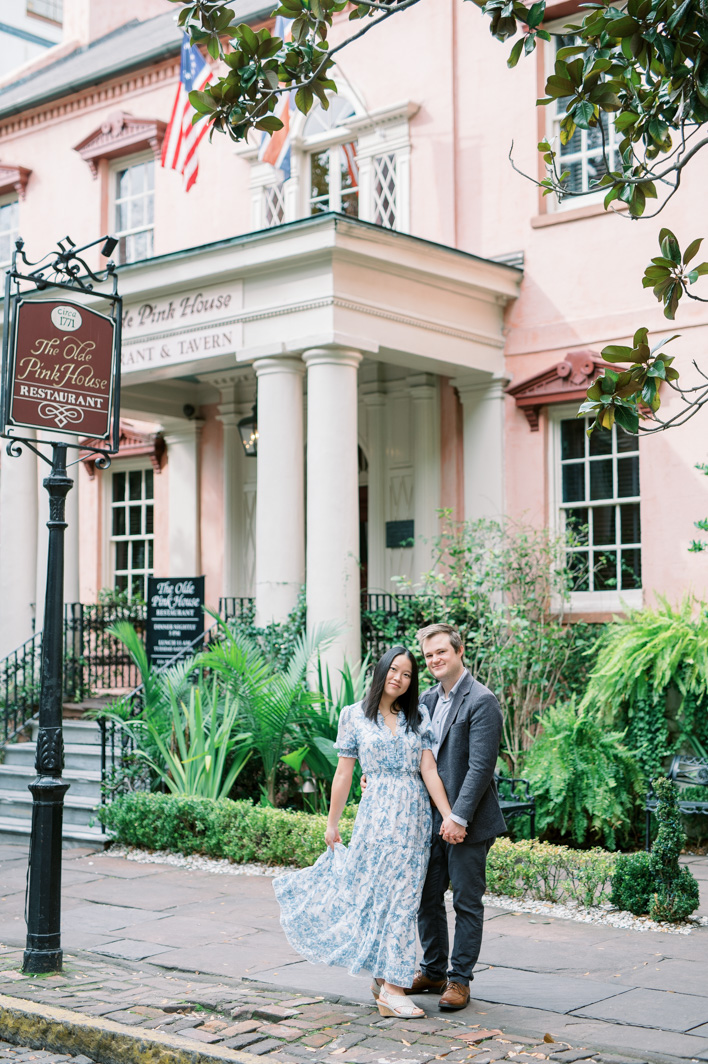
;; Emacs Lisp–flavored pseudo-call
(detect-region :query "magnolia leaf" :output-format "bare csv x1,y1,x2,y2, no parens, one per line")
683,237,703,265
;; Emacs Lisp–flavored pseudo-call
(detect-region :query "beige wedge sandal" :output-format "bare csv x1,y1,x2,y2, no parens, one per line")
376,987,425,1018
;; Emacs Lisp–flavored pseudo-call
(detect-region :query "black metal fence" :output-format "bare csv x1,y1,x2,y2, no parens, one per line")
63,601,147,700
218,597,256,628
360,591,418,660
0,630,43,742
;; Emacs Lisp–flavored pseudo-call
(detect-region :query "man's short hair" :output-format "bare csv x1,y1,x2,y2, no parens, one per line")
417,623,463,653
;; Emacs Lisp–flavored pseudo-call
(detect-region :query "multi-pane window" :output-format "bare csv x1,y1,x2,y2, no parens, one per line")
553,35,618,198
115,160,154,264
27,0,63,21
0,200,18,267
263,183,285,227
559,417,641,593
111,469,154,600
309,142,359,217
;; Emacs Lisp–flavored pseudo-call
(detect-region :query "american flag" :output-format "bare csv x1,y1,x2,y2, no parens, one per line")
162,35,214,192
258,17,295,180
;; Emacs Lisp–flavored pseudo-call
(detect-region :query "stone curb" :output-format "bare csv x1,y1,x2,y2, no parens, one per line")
0,994,286,1064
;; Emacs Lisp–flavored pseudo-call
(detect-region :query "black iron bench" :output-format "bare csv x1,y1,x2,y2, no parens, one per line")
496,774,536,837
645,755,708,849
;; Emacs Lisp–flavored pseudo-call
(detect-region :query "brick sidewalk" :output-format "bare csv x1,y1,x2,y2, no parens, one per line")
0,947,662,1064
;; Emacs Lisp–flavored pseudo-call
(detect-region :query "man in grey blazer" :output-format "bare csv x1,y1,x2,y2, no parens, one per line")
407,622,506,1011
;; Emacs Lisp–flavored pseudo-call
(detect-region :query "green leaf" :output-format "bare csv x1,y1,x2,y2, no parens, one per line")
573,100,595,129
189,89,218,113
527,0,545,27
693,263,708,276
683,237,703,265
659,229,681,264
507,37,524,67
613,405,639,434
601,345,636,362
237,22,259,54
255,114,285,132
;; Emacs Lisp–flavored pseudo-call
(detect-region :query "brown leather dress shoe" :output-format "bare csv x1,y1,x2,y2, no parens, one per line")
403,970,447,995
439,981,470,1010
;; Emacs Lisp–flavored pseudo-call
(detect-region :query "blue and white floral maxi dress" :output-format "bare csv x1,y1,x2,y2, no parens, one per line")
273,701,435,986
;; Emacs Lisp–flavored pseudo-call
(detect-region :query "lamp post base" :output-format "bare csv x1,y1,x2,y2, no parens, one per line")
22,948,63,974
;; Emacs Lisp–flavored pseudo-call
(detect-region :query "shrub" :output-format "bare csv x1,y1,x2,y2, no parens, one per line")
610,778,700,922
486,837,616,907
582,598,708,779
522,698,643,849
101,793,614,907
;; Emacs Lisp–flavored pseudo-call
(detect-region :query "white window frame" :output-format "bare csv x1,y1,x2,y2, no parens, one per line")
112,152,155,265
27,0,63,22
241,98,416,233
548,404,643,613
544,25,618,212
0,196,19,269
105,460,155,602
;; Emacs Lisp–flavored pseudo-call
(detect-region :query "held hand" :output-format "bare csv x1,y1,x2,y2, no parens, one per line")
440,816,467,845
325,825,341,851
360,774,368,792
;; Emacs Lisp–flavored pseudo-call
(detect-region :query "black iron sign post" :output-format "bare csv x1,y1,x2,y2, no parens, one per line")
0,235,121,973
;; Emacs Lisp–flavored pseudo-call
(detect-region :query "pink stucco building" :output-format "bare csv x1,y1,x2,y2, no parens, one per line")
1,0,707,668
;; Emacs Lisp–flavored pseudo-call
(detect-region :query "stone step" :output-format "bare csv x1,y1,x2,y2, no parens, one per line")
0,764,101,797
3,741,103,773
30,718,103,746
0,787,102,828
0,814,107,846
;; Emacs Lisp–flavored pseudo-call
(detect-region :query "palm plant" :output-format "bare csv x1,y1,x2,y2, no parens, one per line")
102,622,250,798
128,679,251,799
199,621,336,805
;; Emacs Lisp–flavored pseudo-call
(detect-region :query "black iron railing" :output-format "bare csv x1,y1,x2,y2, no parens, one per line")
218,596,256,627
360,591,418,659
64,601,147,700
0,630,43,742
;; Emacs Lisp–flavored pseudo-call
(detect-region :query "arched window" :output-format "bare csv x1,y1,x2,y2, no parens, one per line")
303,96,359,218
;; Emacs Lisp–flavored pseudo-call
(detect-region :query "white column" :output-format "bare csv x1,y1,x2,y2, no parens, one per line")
217,406,246,598
163,422,203,576
454,375,506,522
254,356,305,625
362,389,386,593
304,347,362,672
0,436,38,653
409,374,440,584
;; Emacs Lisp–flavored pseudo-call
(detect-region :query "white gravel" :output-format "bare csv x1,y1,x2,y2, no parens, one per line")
101,844,708,935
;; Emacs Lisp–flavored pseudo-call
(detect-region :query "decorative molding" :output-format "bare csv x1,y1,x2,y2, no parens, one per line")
81,421,165,477
0,163,31,199
0,59,180,140
507,350,619,431
73,110,167,176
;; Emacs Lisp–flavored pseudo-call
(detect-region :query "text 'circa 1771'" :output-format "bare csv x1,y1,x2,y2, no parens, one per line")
8,300,117,438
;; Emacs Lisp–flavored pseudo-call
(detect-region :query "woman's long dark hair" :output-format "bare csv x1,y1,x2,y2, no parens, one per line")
363,645,421,732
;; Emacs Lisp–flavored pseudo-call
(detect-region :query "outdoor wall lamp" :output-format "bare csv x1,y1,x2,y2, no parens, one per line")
238,404,258,457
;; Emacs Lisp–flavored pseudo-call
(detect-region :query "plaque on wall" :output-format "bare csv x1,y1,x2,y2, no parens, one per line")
146,576,205,667
386,520,415,549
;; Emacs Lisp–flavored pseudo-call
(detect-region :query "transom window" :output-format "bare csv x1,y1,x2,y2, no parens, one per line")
114,160,154,264
0,200,19,267
559,417,641,593
111,469,154,601
553,35,618,199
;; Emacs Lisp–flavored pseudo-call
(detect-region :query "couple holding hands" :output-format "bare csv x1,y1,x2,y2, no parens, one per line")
273,623,506,1019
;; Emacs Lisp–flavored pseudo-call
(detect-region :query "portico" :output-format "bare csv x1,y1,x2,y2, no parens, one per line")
0,214,521,667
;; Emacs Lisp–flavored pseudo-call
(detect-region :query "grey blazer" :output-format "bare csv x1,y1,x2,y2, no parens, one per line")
421,670,506,845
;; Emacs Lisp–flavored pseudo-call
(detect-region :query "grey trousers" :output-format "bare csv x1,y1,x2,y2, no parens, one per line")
417,835,494,986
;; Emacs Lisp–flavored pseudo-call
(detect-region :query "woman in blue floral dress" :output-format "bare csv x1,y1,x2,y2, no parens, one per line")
273,646,453,1019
